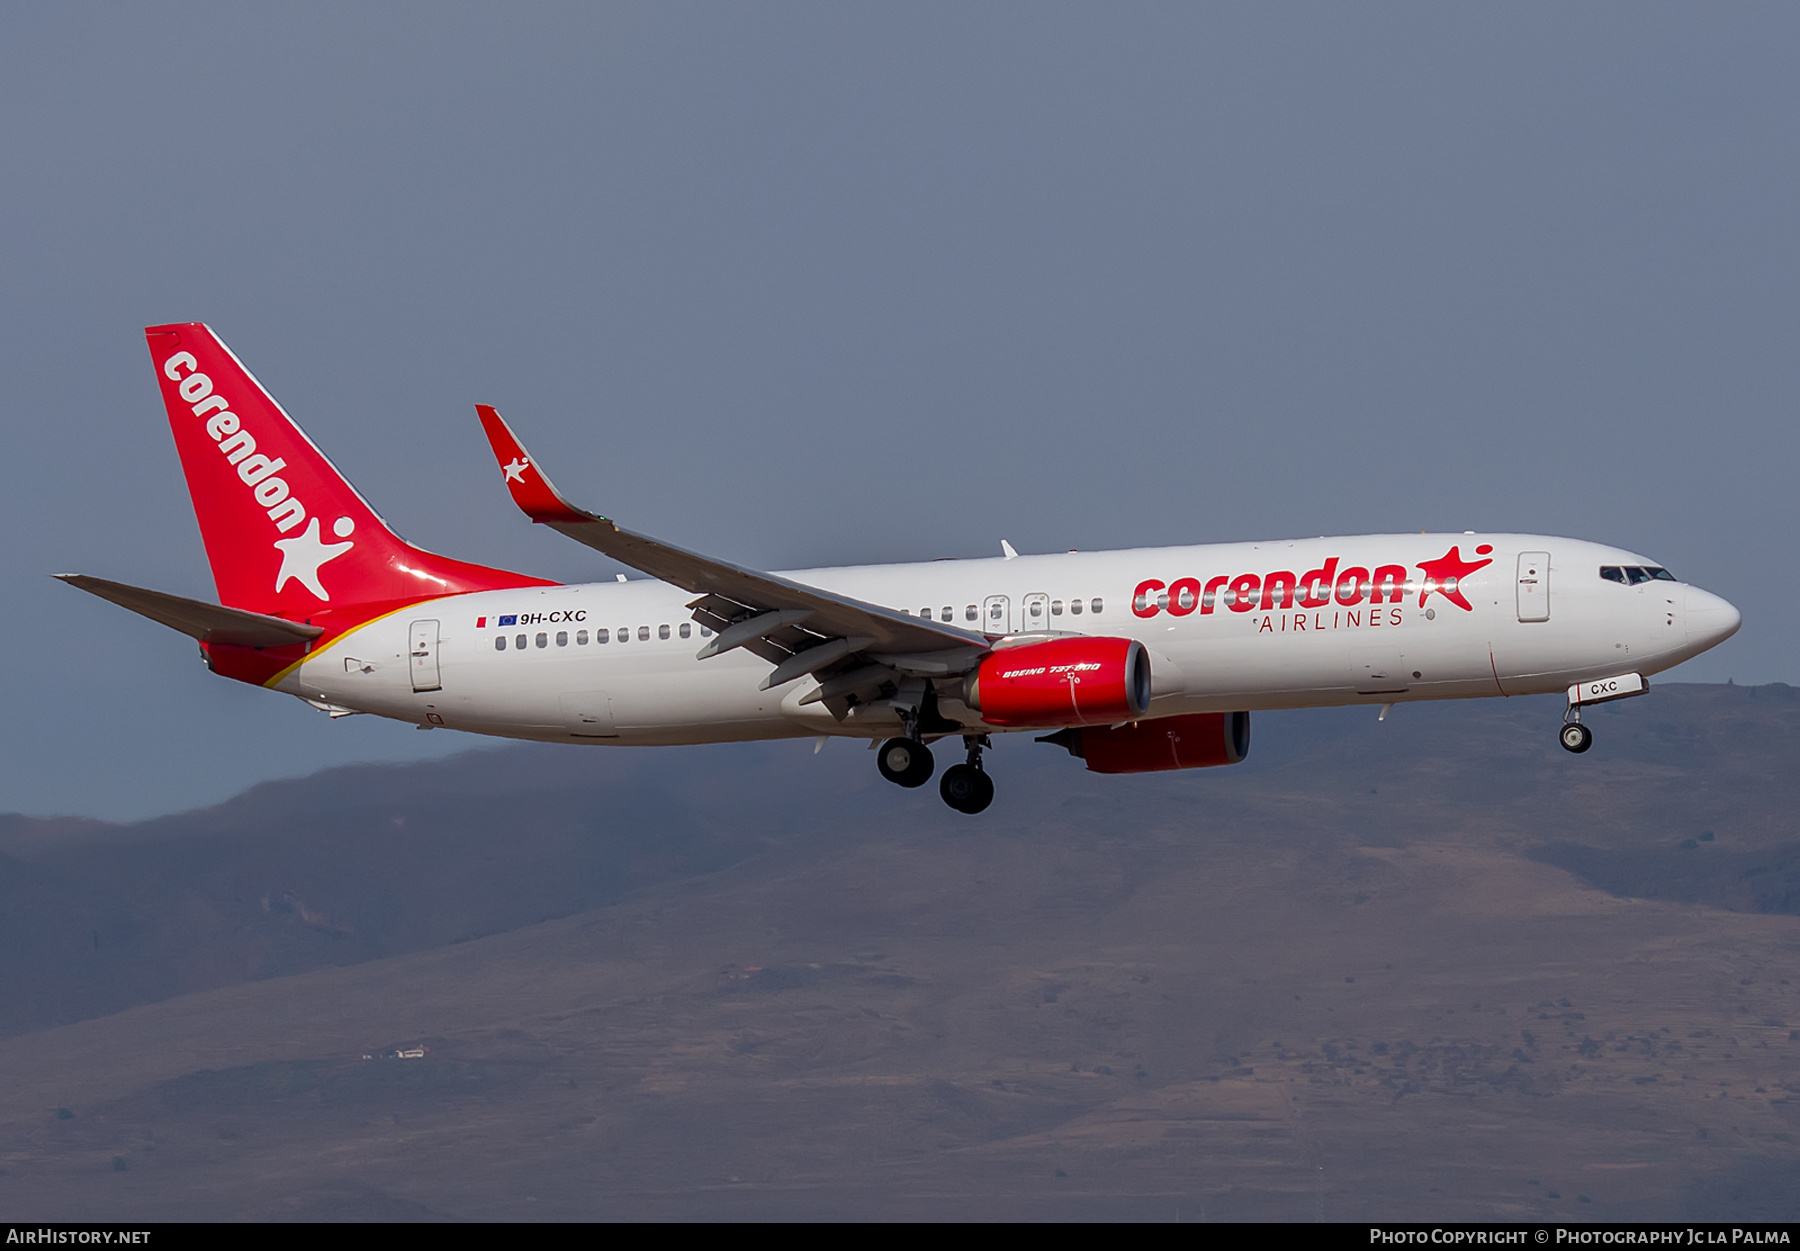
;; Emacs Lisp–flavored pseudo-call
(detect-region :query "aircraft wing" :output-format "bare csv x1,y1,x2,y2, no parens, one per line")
55,574,324,649
474,407,988,690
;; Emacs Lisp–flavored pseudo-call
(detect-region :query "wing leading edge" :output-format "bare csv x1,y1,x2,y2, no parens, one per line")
473,406,989,708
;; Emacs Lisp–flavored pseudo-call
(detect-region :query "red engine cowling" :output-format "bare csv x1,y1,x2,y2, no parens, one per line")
1042,711,1251,773
963,637,1150,727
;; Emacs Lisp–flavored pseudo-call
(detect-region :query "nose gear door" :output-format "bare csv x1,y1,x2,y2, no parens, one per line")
408,619,442,692
1516,552,1550,622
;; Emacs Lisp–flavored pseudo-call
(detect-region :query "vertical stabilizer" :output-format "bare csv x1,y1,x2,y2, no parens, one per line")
146,323,551,617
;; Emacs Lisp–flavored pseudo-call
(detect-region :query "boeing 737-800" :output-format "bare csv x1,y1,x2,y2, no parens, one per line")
59,323,1742,813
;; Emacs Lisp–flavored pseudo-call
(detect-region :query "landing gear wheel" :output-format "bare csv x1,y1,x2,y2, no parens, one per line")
940,763,995,814
1560,722,1593,754
877,737,935,788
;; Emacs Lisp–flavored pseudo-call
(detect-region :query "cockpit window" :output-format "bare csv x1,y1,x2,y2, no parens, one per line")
1602,565,1677,585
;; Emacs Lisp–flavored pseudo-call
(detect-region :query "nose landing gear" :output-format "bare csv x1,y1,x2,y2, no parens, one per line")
939,735,994,815
1557,673,1650,753
1560,721,1593,753
1560,704,1593,754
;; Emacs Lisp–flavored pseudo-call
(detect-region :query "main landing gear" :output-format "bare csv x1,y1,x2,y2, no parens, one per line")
875,688,996,813
1560,705,1593,754
876,736,935,788
875,726,995,814
939,735,994,815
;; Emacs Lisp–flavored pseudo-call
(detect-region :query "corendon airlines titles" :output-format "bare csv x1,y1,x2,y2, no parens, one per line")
1133,544,1495,623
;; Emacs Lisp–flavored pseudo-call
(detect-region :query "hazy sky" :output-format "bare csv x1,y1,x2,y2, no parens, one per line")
4,4,1796,820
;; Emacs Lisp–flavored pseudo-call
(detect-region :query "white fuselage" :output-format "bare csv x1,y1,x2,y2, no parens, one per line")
280,533,1740,745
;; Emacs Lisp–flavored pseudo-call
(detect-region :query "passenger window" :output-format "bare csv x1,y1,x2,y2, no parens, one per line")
494,636,506,651
515,634,527,649
901,608,911,616
658,624,671,640
1091,598,1103,614
941,606,952,621
700,625,713,636
1600,566,1626,584
617,627,628,643
1070,599,1082,615
536,632,548,648
920,608,933,620
1647,567,1677,582
1624,567,1651,585
556,631,568,647
989,603,1003,620
679,622,692,638
1029,601,1042,619
1051,600,1063,616
576,630,588,645
596,628,609,643
638,626,650,641
965,605,977,622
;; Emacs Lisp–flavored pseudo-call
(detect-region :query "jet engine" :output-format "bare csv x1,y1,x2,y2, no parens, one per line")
962,637,1150,727
1040,711,1251,773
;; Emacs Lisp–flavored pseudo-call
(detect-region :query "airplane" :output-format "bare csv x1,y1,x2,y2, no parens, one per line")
59,323,1742,814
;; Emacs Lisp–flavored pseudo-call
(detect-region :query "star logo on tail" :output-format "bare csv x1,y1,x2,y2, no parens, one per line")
502,457,530,483
1416,544,1494,611
273,516,356,601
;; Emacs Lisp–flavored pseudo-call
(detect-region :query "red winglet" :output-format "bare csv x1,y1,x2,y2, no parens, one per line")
474,405,592,525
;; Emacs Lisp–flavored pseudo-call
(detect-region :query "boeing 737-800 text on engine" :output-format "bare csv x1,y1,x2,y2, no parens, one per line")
59,324,1742,813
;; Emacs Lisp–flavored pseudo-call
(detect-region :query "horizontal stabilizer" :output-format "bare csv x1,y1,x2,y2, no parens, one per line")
55,574,323,649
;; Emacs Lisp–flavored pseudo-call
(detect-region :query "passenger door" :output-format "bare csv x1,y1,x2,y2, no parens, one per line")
408,619,441,692
1517,552,1550,622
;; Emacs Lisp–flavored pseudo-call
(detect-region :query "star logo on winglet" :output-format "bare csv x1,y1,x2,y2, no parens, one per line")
502,457,530,483
1416,544,1494,612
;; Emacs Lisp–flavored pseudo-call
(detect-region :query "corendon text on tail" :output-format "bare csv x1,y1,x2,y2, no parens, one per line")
58,323,1742,815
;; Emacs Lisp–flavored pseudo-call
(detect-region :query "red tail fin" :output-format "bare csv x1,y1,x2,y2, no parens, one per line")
146,323,552,617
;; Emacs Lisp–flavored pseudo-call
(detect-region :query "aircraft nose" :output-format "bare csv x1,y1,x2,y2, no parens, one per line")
1685,586,1742,651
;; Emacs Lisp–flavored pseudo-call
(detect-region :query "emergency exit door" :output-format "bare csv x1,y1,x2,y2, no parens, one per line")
409,619,442,691
1517,553,1550,622
982,595,1011,636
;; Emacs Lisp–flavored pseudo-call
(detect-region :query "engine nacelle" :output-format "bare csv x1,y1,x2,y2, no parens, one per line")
1041,711,1251,773
963,637,1150,728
